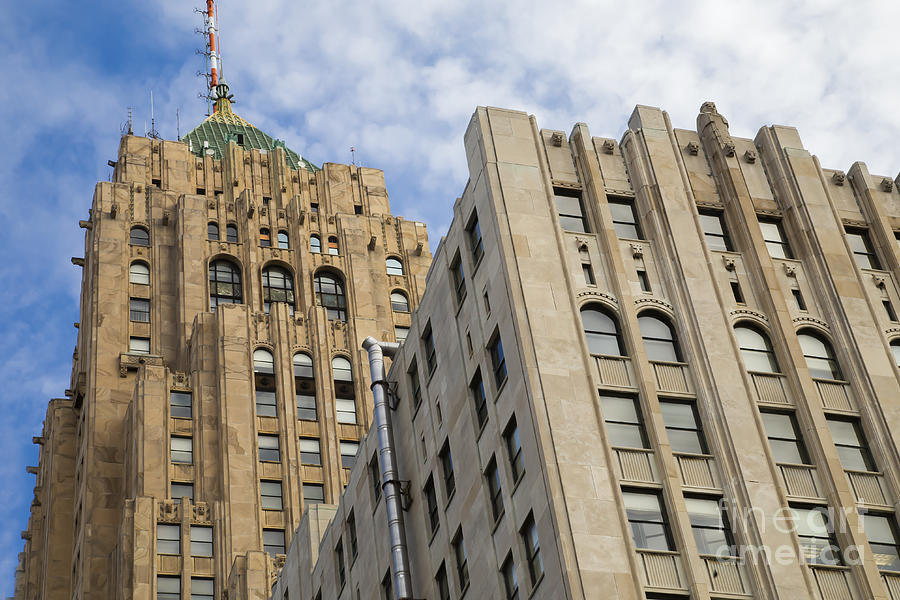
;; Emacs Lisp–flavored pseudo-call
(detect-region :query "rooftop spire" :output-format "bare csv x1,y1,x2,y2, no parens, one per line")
205,0,220,110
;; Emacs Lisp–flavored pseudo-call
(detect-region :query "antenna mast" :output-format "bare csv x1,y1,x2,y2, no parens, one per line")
148,90,160,139
206,1,219,107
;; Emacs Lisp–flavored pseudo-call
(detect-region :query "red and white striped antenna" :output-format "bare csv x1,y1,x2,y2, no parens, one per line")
206,1,219,93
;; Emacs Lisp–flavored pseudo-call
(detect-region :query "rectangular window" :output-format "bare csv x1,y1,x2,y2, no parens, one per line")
130,298,150,322
471,371,488,429
424,476,439,535
408,360,422,409
600,394,648,449
303,483,325,505
555,189,589,233
486,458,504,522
731,281,745,304
790,506,842,565
340,441,360,469
262,529,285,556
520,513,544,585
582,263,596,286
260,480,283,511
863,513,900,571
504,419,525,483
608,197,643,240
335,541,346,588
381,571,392,600
440,442,456,500
157,523,181,555
171,482,193,503
846,227,882,270
826,417,876,472
310,202,318,213
792,289,807,311
452,529,470,590
685,497,735,556
170,391,192,419
759,218,793,259
884,300,898,322
296,389,317,421
467,214,484,266
761,411,809,465
157,576,180,600
659,400,706,455
699,211,733,251
335,398,357,424
255,389,277,417
623,491,674,551
347,511,358,558
394,326,409,344
190,525,213,557
258,434,281,462
489,333,508,389
190,579,214,600
129,336,150,354
423,324,437,375
636,269,651,293
369,455,381,504
451,253,467,303
435,563,450,600
170,436,193,464
501,555,519,600
299,438,321,466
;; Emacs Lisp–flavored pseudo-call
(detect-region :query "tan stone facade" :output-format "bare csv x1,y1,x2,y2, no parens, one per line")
272,103,900,600
15,100,432,600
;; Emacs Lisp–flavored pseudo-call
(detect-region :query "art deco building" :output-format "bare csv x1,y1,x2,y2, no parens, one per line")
14,83,433,600
271,103,900,600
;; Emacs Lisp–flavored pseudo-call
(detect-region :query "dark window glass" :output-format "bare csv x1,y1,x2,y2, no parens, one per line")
600,394,648,449
386,257,404,276
501,555,519,600
209,260,242,310
863,514,900,571
791,506,843,565
347,511,358,558
381,571,392,600
685,497,736,556
892,340,900,369
423,325,437,374
580,305,624,356
440,443,456,499
486,458,504,521
660,400,706,454
130,227,150,246
390,291,410,312
759,219,793,259
608,197,643,240
130,298,150,322
735,325,780,373
262,266,295,314
761,411,809,465
699,211,732,251
260,480,283,510
277,231,289,249
490,334,508,388
638,313,681,362
314,273,346,321
259,228,271,247
226,224,238,243
792,289,807,311
340,441,359,469
505,419,525,483
262,529,285,556
425,476,439,535
170,391,192,419
846,228,881,270
826,418,876,472
468,215,484,265
207,222,219,241
623,491,674,551
369,455,381,503
582,263,596,286
885,300,899,322
521,513,544,584
408,360,422,409
731,281,745,304
555,190,589,233
435,563,450,600
471,371,488,429
636,269,651,292
293,354,316,421
255,389,276,417
335,541,345,588
258,434,280,462
451,254,466,302
303,483,325,504
798,331,842,380
452,529,469,590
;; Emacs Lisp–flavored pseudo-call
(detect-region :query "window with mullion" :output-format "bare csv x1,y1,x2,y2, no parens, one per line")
580,305,625,357
501,555,519,600
467,215,484,266
299,437,321,466
826,417,876,472
157,576,180,600
791,506,843,566
846,228,882,270
440,442,456,499
520,513,544,585
758,219,794,259
761,411,810,465
485,458,504,521
505,419,524,483
260,480,283,510
863,513,900,571
554,189,590,233
798,331,843,381
489,333,508,389
600,394,649,450
423,325,437,375
408,360,422,409
157,523,181,555
608,197,643,240
189,525,213,557
699,211,733,251
685,496,736,557
451,254,466,303
424,476,439,535
130,298,150,322
660,400,706,455
190,578,213,600
170,391,192,419
452,529,469,590
471,371,488,429
623,490,675,551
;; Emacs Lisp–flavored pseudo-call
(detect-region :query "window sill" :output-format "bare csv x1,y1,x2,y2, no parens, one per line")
444,488,457,509
510,472,525,497
472,254,484,274
527,573,545,599
428,526,440,546
490,510,505,535
494,377,508,398
459,581,470,598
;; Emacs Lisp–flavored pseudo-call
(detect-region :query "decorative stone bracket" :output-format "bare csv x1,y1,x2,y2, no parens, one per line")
118,353,164,377
602,139,616,154
744,149,757,163
881,177,894,192
784,264,797,278
832,171,846,185
723,256,736,271
550,132,564,147
630,243,644,258
686,141,700,156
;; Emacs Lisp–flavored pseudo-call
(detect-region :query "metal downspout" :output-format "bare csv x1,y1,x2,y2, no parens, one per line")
362,337,413,599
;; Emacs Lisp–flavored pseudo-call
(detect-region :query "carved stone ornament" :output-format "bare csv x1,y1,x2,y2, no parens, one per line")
192,502,210,523
630,243,644,258
273,250,280,258
207,200,216,209
832,171,846,185
109,202,118,219
784,264,797,278
368,235,377,250
723,141,736,157
291,174,299,183
700,101,717,114
575,238,589,250
195,162,203,170
744,149,758,164
278,210,286,220
634,297,673,313
328,215,335,224
227,202,234,213
158,500,180,522
873,273,886,288
792,316,830,329
881,177,894,192
232,178,239,187
243,156,251,165
686,141,700,156
174,372,188,386
723,256,736,271
729,307,768,322
260,207,268,217
219,243,227,251
576,290,618,305
550,132,564,147
602,139,616,154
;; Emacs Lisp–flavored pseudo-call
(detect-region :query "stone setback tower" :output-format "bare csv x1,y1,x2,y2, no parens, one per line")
14,84,432,600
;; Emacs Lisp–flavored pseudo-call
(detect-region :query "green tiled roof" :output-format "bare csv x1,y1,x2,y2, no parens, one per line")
182,86,318,172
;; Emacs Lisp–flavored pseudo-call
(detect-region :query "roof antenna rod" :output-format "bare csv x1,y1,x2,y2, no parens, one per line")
176,108,181,140
194,1,218,115
148,90,160,139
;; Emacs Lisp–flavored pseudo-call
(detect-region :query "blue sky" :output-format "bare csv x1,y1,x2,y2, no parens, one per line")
2,0,899,591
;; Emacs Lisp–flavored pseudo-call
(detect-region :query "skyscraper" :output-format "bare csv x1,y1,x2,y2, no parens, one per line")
270,103,900,600
14,82,432,600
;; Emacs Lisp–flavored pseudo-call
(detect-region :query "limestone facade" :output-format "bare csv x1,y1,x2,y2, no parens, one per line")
271,104,900,600
15,99,432,600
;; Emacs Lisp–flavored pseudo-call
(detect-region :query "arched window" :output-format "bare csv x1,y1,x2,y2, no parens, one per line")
891,340,900,369
262,266,295,314
638,313,681,363
209,260,242,310
226,224,239,243
581,305,624,356
386,257,404,276
328,236,339,255
798,331,842,381
332,356,356,424
734,324,779,374
277,231,289,249
390,291,410,312
130,226,149,246
310,235,321,254
294,353,316,421
208,222,220,241
253,349,276,417
130,262,150,285
315,272,347,321
259,228,271,247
